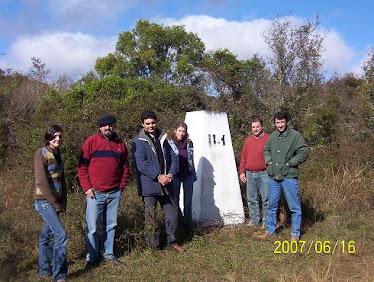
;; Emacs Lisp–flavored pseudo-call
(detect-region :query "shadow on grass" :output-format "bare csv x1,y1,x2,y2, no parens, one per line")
116,216,145,257
68,262,96,280
301,196,325,234
0,252,37,280
0,218,39,280
272,194,325,236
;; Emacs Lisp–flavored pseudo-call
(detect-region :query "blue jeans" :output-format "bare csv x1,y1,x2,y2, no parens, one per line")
34,200,67,281
246,170,269,225
266,178,302,236
171,174,194,230
86,188,121,262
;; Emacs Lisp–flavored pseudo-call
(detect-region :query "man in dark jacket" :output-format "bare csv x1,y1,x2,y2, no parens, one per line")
78,114,130,268
258,112,309,242
132,110,184,252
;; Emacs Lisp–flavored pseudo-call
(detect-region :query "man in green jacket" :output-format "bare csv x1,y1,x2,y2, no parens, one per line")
259,112,309,241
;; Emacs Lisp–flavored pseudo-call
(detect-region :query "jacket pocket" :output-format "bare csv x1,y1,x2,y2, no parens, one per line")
281,164,290,176
141,177,162,195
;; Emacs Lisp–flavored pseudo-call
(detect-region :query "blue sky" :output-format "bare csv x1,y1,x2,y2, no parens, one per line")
0,0,373,80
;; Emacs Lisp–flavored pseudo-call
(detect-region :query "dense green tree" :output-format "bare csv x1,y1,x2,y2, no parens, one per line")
203,49,268,100
95,20,205,86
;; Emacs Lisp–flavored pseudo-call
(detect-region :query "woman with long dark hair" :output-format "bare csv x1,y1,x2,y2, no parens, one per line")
33,125,67,281
169,122,197,233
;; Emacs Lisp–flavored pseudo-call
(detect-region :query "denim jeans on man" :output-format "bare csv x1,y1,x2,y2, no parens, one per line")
34,200,67,281
86,188,121,263
246,170,269,225
266,178,301,236
171,173,194,231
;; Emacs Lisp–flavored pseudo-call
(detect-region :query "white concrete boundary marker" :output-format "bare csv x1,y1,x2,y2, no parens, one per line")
184,111,245,227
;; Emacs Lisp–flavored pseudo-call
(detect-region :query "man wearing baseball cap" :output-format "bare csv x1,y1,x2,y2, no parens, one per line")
78,114,130,269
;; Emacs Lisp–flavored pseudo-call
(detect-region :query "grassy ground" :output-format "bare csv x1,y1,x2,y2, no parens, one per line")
1,141,373,281
1,206,373,281
70,213,374,282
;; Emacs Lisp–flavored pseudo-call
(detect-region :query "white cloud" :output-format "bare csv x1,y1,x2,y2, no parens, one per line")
160,15,362,76
0,0,138,44
321,29,357,75
161,15,271,58
352,46,374,75
0,14,365,80
0,32,116,79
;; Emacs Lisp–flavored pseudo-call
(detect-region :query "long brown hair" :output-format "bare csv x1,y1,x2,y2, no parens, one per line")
173,121,188,141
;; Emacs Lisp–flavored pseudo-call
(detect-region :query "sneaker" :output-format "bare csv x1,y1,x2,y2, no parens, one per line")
247,221,260,227
254,232,274,239
290,236,299,242
104,256,123,266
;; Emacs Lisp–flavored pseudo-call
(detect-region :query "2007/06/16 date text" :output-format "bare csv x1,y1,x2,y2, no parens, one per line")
274,240,356,254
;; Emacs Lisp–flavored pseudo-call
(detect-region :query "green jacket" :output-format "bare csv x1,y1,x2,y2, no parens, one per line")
264,127,309,180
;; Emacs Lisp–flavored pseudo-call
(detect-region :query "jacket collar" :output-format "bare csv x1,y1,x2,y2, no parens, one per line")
97,131,120,141
45,145,59,154
138,128,165,142
253,131,265,139
138,128,167,155
276,126,290,137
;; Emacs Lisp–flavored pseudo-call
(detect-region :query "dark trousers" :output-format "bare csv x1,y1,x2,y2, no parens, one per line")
171,174,194,231
143,193,178,249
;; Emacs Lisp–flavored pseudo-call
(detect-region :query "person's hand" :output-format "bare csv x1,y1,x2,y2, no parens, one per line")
158,174,167,185
240,173,246,183
158,174,171,186
166,174,173,183
85,188,95,199
52,202,62,213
